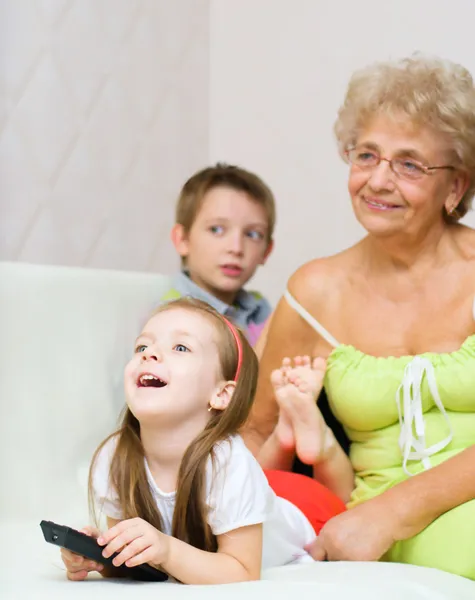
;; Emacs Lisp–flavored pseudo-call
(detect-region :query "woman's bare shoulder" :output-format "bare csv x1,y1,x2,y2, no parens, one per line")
456,224,475,259
288,246,360,304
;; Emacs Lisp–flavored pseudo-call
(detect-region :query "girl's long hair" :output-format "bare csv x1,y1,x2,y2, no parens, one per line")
88,298,258,553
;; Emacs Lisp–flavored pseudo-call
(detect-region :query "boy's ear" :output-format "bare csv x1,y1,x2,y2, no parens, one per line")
209,381,236,412
171,224,189,258
260,239,274,265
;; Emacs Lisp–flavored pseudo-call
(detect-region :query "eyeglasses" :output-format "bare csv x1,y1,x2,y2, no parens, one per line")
346,148,455,181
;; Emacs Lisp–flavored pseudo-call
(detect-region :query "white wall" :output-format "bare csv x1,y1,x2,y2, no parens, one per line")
210,0,475,303
0,0,209,274
3,1,475,305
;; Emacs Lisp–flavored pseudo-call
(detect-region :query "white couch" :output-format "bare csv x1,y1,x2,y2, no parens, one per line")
1,260,474,599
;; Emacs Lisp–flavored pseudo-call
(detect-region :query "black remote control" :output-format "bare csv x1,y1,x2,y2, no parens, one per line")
40,520,168,582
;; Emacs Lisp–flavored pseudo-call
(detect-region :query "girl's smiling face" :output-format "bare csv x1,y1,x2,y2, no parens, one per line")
124,308,223,425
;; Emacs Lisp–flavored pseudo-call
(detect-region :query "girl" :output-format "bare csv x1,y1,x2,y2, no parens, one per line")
61,298,345,584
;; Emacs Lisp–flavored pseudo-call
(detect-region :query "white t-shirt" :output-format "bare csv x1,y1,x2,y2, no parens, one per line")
93,434,316,569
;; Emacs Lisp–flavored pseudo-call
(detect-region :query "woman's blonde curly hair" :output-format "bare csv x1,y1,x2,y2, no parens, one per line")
334,54,475,221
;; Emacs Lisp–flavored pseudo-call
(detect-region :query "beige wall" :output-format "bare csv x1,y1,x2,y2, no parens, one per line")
0,0,209,274
210,0,475,303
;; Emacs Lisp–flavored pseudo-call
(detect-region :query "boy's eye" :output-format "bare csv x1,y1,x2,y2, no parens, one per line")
246,230,264,241
210,225,224,235
174,344,190,353
135,344,147,353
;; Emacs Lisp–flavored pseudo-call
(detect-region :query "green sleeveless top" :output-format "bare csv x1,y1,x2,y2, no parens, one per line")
284,291,475,508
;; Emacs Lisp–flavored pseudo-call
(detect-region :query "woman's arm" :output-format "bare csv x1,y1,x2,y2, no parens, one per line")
308,444,475,561
243,263,334,456
312,430,354,503
387,445,475,539
162,523,262,584
259,425,354,502
253,316,271,359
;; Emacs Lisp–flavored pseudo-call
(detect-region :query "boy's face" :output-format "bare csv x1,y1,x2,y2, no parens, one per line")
172,186,273,304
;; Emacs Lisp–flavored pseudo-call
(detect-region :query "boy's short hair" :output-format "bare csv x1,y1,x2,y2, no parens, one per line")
176,163,276,243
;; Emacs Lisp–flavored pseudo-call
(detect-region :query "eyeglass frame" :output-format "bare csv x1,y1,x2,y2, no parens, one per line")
345,147,455,180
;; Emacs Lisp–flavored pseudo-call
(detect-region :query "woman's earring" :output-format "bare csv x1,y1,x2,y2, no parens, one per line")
448,204,459,216
207,405,213,412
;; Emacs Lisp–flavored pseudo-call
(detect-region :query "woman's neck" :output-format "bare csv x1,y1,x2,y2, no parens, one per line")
363,221,456,276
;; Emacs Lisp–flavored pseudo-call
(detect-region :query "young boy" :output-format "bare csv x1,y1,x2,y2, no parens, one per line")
161,163,276,346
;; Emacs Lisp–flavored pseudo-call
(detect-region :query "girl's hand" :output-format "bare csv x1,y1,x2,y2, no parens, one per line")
98,518,170,569
60,526,104,581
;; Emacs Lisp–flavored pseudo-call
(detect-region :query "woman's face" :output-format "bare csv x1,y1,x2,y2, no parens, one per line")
348,115,465,238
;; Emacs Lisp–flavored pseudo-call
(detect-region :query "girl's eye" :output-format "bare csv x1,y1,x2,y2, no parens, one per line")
135,344,147,353
210,225,224,235
174,344,190,353
246,230,264,240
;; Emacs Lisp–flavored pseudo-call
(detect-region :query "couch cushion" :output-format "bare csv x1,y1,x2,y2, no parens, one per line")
0,261,170,520
2,520,475,600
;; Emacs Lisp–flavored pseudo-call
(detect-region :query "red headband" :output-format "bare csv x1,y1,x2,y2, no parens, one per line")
223,319,243,381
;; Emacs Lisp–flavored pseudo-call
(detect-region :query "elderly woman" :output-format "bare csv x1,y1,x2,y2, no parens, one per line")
245,55,475,580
